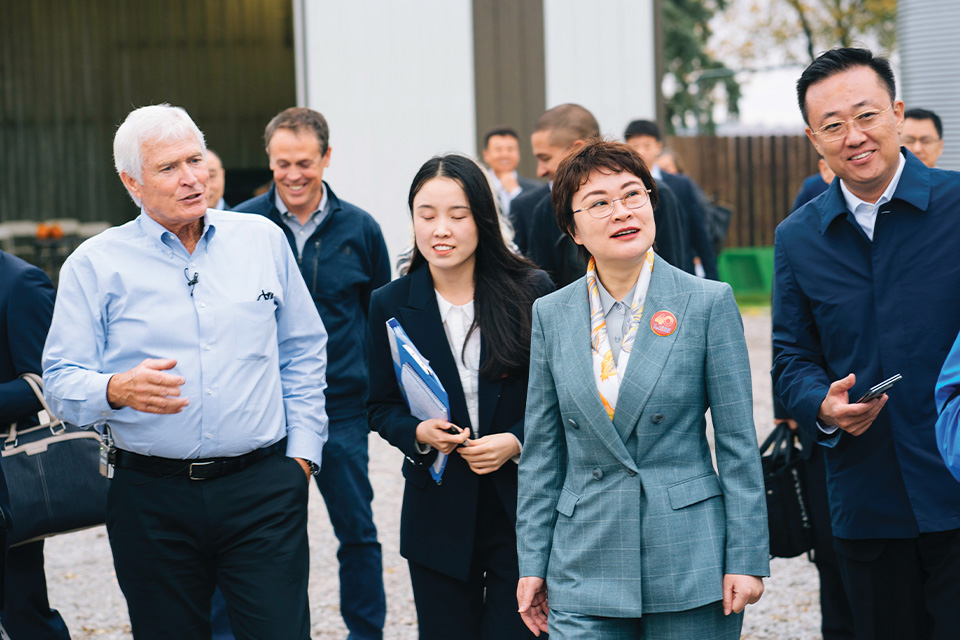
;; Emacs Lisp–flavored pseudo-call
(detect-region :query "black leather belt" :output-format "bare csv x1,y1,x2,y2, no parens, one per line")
112,439,286,481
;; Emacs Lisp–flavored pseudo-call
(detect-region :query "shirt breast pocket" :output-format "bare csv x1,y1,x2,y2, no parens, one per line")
233,301,276,360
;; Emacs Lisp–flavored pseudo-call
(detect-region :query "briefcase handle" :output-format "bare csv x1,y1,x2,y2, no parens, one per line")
759,421,800,467
3,373,66,451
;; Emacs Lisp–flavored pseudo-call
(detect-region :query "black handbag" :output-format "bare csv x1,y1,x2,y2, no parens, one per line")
759,422,814,559
1,373,109,547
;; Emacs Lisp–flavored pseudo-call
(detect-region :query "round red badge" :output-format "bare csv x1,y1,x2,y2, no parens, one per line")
650,311,677,336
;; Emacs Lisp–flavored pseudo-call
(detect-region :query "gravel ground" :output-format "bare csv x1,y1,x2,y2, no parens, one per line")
42,307,823,639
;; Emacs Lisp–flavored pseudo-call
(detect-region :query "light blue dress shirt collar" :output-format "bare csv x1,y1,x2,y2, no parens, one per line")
276,185,330,256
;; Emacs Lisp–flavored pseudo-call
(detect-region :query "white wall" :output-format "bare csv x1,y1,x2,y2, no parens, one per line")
543,0,657,140
295,0,477,271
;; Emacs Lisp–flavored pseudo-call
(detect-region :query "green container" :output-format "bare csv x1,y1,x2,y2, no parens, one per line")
717,246,775,303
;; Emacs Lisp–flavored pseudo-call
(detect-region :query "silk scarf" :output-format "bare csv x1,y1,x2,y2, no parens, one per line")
587,249,655,420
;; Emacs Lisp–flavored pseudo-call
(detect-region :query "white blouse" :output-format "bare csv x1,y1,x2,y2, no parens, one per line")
435,292,481,435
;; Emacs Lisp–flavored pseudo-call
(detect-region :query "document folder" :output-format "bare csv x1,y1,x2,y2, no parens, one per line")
386,318,451,483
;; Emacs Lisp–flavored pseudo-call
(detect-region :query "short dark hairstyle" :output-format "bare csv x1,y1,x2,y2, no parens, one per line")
552,139,659,265
534,104,600,149
264,107,330,154
483,126,520,149
905,108,943,139
407,155,540,379
796,48,896,125
624,119,661,142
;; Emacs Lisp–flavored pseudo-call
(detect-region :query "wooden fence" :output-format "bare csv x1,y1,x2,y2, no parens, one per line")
668,135,822,248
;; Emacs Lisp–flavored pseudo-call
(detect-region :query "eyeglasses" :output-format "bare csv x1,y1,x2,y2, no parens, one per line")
902,135,941,146
573,188,652,219
812,103,894,142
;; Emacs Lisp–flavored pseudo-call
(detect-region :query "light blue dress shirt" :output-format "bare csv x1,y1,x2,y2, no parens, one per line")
276,187,329,256
42,210,329,464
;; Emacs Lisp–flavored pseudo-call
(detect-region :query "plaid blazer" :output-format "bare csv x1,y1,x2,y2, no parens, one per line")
516,257,769,617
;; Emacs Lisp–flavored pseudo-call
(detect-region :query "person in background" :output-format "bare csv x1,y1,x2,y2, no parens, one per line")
507,105,593,258
902,107,944,169
367,154,552,639
481,126,540,218
234,107,389,640
791,157,836,212
517,139,767,638
773,48,960,640
656,147,684,175
204,149,227,210
624,119,718,280
0,250,69,640
656,147,732,258
42,104,328,640
523,105,685,286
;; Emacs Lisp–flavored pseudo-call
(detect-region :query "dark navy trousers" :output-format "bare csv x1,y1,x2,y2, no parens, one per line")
107,448,310,640
210,414,384,640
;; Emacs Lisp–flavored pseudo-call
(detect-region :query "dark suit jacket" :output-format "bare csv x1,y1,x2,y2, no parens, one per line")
509,184,550,256
772,149,960,539
791,174,830,213
661,172,718,279
366,265,553,581
518,176,541,193
523,180,686,287
0,251,56,533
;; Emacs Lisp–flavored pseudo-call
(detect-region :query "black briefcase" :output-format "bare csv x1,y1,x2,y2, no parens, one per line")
1,374,108,547
760,422,814,559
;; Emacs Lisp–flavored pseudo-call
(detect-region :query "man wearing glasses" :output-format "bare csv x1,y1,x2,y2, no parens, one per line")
902,108,944,168
772,48,960,640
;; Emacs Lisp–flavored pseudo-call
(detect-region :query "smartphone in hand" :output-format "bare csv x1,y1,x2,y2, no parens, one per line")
444,424,470,447
857,373,902,403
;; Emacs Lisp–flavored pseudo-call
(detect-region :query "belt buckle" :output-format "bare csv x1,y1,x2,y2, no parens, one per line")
188,461,216,480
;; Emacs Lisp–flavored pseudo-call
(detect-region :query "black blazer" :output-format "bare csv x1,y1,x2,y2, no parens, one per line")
660,172,718,279
509,183,551,256
366,265,553,581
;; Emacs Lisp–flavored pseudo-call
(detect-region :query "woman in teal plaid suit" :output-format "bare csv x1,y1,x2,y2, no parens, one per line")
515,140,769,638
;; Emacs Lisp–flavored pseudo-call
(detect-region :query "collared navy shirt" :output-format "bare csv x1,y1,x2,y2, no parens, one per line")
43,210,328,464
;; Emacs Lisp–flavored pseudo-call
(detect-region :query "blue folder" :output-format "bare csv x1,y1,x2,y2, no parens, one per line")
386,318,451,483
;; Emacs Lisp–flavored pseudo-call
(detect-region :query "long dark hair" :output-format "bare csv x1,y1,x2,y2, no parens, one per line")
408,154,540,380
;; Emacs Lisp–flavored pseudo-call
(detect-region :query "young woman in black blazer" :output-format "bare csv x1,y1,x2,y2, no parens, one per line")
366,154,552,639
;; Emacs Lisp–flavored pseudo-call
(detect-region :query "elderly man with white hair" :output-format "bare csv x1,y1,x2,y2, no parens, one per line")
42,104,329,640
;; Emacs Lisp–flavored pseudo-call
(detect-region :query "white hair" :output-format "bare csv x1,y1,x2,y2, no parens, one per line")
113,104,206,206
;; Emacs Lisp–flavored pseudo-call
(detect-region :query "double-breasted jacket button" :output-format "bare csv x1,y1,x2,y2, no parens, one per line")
650,413,664,424
567,418,579,430
592,468,603,480
626,468,637,476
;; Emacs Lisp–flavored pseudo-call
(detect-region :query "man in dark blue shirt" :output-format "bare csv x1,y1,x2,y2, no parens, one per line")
235,107,390,640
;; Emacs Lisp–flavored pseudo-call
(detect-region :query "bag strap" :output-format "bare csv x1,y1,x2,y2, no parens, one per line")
760,421,800,467
759,425,779,454
4,373,65,449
